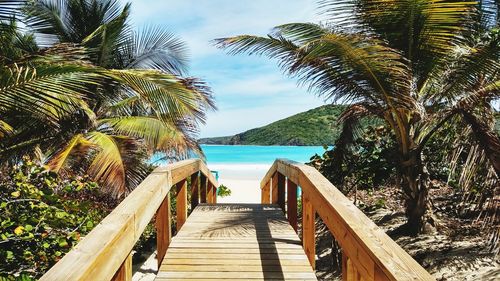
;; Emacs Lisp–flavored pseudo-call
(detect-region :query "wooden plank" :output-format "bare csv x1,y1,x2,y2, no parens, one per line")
162,258,311,265
287,179,298,232
207,182,214,203
162,264,313,272
111,252,132,281
212,184,217,204
40,159,219,281
156,192,172,269
176,180,187,230
162,253,310,260
268,159,434,281
271,172,279,204
278,173,286,212
261,180,271,204
190,172,199,210
156,204,316,281
200,174,207,203
157,271,317,279
302,192,316,270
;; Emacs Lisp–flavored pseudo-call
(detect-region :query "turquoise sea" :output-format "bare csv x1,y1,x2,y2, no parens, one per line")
200,145,327,165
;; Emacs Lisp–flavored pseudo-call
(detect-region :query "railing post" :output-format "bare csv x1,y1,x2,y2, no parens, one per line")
277,173,286,212
200,173,207,203
212,184,217,203
287,179,298,232
207,182,214,203
156,192,171,269
111,252,132,281
302,192,316,269
190,172,199,210
176,179,187,230
271,172,279,204
261,180,271,204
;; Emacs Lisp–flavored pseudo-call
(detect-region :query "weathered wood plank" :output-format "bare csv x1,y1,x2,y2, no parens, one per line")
278,173,286,212
156,192,172,269
266,159,434,281
200,174,207,203
261,180,271,204
40,159,218,281
287,179,298,232
190,173,199,210
156,204,316,281
111,252,132,281
176,180,187,230
271,172,279,204
302,192,316,270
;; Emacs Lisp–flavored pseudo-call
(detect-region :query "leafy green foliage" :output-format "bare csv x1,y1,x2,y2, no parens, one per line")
0,160,114,279
216,184,231,198
309,125,397,191
201,105,360,146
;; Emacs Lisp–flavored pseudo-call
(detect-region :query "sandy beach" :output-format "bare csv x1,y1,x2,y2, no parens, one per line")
207,163,270,203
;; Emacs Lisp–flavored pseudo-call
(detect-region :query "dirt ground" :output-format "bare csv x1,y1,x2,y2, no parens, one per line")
314,184,499,280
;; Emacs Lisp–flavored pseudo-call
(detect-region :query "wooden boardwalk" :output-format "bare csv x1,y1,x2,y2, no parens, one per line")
155,203,317,281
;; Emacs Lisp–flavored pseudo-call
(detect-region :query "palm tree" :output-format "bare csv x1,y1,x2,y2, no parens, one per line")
0,0,216,197
216,0,499,233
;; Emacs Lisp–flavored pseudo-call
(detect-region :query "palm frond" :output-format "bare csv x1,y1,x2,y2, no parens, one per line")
116,25,189,75
105,69,214,124
87,131,126,196
0,63,101,123
99,116,195,153
0,0,22,20
46,133,93,172
460,110,500,176
325,103,381,184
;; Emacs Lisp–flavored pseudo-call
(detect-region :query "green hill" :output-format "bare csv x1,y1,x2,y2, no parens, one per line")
199,105,348,146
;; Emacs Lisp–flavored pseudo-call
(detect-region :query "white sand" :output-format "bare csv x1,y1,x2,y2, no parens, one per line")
207,163,271,203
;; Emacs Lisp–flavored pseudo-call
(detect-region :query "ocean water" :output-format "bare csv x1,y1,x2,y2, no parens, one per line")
201,145,327,165
150,145,328,184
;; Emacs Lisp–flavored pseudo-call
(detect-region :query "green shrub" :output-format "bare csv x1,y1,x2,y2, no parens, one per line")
217,185,232,197
0,160,115,280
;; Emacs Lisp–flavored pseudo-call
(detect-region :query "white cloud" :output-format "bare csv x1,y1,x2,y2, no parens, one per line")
128,0,328,137
129,0,318,59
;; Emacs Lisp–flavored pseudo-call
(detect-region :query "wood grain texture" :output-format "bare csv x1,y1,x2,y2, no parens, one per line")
176,180,187,230
200,174,207,204
264,159,434,281
261,181,271,204
271,173,279,204
111,252,132,281
156,204,317,281
287,179,298,233
190,173,199,210
156,192,172,269
277,173,286,212
302,193,316,270
40,159,218,281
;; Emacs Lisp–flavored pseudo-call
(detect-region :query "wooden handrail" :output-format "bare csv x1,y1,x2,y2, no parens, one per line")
260,159,434,281
40,159,218,281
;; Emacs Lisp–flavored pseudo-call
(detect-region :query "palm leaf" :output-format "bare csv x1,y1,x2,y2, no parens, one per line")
105,69,215,124
46,133,93,172
87,131,126,196
99,116,195,153
0,63,102,123
116,25,189,75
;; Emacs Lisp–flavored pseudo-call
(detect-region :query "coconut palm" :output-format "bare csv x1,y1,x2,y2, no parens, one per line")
216,0,499,233
0,0,216,197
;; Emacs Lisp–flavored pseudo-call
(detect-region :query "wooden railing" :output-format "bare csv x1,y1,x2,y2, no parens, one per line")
40,159,218,281
261,159,434,281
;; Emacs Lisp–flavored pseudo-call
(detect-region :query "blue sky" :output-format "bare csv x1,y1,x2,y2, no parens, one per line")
128,0,328,137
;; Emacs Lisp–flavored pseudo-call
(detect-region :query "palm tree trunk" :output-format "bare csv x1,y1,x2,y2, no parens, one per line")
400,151,434,234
